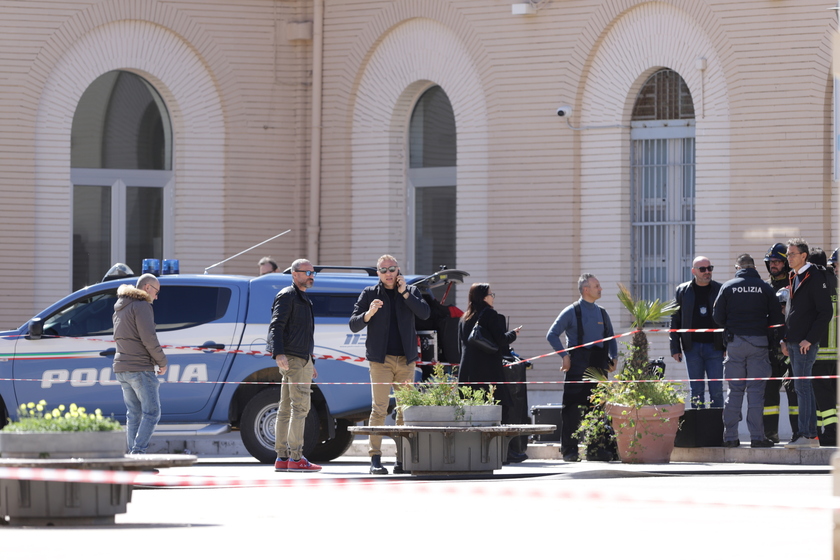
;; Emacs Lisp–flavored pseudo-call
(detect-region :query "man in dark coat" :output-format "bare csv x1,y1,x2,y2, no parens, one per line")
349,255,430,475
782,239,833,448
670,256,725,408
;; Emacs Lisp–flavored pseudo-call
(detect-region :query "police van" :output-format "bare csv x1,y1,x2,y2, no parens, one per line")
0,266,467,463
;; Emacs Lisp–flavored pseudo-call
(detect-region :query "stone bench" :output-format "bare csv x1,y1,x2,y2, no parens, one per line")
0,454,197,526
349,424,556,475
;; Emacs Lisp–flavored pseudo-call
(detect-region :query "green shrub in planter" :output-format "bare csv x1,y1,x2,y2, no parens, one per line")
394,363,498,420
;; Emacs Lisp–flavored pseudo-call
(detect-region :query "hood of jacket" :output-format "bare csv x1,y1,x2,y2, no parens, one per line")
114,284,152,311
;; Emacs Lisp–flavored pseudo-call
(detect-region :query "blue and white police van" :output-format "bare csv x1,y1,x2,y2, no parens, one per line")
0,266,466,463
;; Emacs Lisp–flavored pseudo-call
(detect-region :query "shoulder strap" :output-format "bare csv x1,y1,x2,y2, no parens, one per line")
599,306,608,338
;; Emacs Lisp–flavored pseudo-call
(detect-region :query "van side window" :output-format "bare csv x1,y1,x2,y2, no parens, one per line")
154,286,232,330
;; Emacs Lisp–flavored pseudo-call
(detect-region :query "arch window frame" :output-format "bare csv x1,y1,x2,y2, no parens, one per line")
630,69,696,303
405,85,457,276
71,70,174,289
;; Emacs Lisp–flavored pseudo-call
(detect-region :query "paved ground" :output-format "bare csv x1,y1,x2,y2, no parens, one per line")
0,455,833,560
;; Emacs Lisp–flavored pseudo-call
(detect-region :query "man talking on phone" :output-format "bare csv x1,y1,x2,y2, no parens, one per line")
350,255,430,474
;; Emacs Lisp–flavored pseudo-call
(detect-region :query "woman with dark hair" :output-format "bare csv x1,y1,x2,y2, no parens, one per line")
459,283,524,460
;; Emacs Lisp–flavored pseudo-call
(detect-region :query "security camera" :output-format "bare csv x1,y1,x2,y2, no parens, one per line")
556,105,573,118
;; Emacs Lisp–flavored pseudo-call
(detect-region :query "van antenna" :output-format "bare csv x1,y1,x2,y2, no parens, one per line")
204,230,292,274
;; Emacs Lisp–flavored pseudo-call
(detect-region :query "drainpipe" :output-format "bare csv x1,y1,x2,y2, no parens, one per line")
307,0,324,262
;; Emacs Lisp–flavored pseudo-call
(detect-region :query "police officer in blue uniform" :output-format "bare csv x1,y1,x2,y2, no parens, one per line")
714,253,784,448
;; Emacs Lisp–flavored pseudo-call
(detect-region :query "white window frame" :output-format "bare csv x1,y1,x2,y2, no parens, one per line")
630,120,696,303
406,166,456,274
70,168,174,267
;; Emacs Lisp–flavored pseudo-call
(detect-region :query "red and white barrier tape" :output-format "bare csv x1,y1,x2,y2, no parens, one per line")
0,466,831,512
2,325,784,369
0,375,835,386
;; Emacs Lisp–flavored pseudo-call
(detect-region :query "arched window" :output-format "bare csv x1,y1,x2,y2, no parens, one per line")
630,69,695,302
407,86,456,275
71,71,173,290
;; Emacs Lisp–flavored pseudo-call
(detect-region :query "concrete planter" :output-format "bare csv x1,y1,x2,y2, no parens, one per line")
0,430,129,525
0,430,126,459
605,402,685,464
401,405,502,427
400,405,503,474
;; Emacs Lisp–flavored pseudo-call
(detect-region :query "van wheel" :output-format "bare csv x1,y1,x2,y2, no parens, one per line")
308,419,355,462
240,388,319,464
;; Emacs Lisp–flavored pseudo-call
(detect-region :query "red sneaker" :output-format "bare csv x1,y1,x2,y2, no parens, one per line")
274,458,289,472
286,457,322,472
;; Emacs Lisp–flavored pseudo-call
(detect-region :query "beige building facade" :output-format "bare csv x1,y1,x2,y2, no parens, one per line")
0,0,835,393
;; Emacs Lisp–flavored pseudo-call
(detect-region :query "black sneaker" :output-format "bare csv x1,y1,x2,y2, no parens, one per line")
765,432,780,444
392,461,409,474
369,455,388,475
562,452,580,462
722,439,740,448
750,439,774,448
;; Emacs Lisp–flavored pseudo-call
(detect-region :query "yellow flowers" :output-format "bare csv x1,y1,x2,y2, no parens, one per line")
4,401,121,433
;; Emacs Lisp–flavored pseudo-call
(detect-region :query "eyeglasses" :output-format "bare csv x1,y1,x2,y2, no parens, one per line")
378,266,398,274
488,293,496,298
148,285,159,295
787,251,803,257
695,266,714,273
294,270,317,277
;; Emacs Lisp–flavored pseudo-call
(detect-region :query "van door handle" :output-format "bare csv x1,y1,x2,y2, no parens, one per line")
198,341,225,350
100,348,116,357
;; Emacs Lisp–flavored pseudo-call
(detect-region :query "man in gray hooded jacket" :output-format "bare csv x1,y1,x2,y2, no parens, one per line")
113,273,167,454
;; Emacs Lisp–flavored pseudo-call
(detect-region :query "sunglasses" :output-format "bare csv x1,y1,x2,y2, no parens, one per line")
695,266,714,273
378,266,398,274
294,270,317,277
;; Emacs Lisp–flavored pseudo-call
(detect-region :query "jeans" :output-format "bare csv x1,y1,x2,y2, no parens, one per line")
275,355,314,461
722,336,769,441
115,371,161,454
787,342,819,438
683,342,725,408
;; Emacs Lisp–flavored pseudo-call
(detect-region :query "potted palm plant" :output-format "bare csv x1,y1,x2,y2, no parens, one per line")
576,285,686,463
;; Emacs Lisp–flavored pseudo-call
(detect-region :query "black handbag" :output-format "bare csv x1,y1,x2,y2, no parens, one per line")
467,308,498,354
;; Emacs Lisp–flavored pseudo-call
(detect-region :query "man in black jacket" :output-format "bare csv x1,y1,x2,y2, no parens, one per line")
782,238,833,448
349,255,430,474
713,254,784,448
266,258,321,472
670,256,725,408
